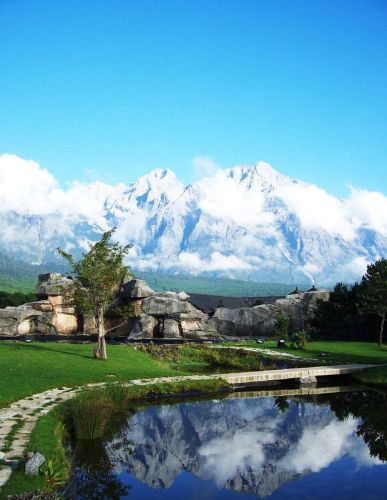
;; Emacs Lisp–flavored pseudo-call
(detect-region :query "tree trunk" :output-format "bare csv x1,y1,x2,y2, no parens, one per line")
93,306,107,360
378,312,385,347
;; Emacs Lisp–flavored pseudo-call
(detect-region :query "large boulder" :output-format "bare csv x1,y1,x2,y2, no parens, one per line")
208,291,329,337
141,296,206,318
35,273,74,298
0,303,45,336
128,314,158,339
163,318,181,338
0,299,80,336
178,291,190,301
209,304,277,337
120,279,155,299
179,316,220,339
276,290,330,331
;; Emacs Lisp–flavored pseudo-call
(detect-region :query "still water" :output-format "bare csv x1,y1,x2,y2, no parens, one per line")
66,388,387,499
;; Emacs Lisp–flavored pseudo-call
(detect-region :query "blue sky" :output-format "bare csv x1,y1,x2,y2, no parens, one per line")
0,0,386,196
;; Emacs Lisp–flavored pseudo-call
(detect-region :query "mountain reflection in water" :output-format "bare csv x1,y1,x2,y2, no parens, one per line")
66,388,387,499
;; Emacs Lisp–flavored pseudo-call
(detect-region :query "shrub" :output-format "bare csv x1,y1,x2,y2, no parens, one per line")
274,313,289,339
291,330,310,349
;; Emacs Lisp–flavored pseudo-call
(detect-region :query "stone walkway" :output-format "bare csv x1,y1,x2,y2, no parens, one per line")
0,374,218,490
0,386,81,489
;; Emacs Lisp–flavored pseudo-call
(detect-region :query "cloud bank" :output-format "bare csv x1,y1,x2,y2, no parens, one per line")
0,153,386,282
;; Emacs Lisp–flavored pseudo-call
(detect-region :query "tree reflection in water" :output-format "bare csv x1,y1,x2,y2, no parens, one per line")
327,389,387,462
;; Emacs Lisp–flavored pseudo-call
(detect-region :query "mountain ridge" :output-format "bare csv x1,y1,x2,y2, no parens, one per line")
0,153,386,285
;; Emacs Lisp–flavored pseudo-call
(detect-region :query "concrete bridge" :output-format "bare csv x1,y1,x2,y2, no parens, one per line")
219,364,377,388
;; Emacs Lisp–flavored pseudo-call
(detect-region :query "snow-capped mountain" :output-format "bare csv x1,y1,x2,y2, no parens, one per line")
0,153,386,285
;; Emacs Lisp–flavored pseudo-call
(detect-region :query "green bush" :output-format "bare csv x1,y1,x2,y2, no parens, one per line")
291,330,310,349
274,313,289,339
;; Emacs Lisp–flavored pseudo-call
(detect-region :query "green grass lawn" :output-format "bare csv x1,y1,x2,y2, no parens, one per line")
2,340,387,409
227,340,387,364
0,342,183,408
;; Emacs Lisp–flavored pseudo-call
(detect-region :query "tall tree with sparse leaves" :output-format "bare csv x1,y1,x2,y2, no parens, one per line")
58,229,132,360
360,259,387,346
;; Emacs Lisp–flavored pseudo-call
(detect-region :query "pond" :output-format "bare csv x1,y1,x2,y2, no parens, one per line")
65,387,387,499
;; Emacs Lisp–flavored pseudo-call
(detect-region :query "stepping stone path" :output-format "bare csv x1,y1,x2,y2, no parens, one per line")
0,386,81,489
0,375,213,491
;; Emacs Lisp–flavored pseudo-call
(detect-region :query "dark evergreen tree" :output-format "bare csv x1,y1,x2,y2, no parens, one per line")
359,258,387,346
313,282,363,339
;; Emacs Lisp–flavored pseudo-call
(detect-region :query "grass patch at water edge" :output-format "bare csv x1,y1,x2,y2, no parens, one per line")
1,378,230,497
63,378,231,438
0,408,69,498
135,344,301,372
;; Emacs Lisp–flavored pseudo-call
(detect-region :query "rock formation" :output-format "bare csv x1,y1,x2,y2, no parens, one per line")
209,290,330,337
0,273,329,339
127,289,220,339
0,273,79,336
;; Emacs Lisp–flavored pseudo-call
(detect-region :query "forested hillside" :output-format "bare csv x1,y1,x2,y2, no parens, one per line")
0,253,308,297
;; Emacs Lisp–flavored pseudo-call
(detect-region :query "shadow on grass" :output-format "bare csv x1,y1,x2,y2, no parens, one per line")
13,342,94,360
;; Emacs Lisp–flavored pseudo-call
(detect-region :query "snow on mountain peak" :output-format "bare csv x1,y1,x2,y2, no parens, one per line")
0,153,386,285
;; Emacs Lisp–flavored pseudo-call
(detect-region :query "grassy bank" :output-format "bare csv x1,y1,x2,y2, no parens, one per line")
0,409,68,498
136,344,304,373
1,379,230,497
0,342,185,408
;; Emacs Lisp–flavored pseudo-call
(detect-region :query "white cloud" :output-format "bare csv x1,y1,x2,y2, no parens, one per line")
275,179,387,241
0,154,58,214
280,417,382,474
198,169,275,227
277,182,356,240
199,429,275,485
342,256,370,279
178,251,252,272
0,154,114,225
192,156,219,178
344,187,387,236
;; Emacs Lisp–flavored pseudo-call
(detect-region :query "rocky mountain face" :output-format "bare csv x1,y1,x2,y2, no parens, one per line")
1,155,386,285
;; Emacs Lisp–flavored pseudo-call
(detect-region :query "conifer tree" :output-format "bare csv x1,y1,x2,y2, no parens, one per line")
360,259,387,346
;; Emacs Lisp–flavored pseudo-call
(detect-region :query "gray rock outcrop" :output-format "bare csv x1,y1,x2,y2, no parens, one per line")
120,278,155,299
25,451,46,476
208,290,329,337
163,319,180,338
141,295,204,317
128,314,158,339
0,273,329,340
128,292,219,339
36,272,73,299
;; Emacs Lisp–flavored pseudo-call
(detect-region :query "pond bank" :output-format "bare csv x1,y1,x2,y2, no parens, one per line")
0,360,378,495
